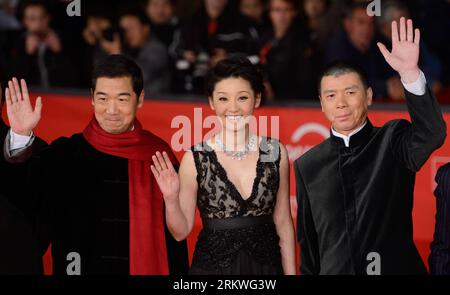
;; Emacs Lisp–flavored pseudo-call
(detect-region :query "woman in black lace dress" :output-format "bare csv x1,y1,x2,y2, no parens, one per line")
151,56,296,274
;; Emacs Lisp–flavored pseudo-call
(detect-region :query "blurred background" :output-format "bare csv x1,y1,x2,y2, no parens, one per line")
0,0,449,104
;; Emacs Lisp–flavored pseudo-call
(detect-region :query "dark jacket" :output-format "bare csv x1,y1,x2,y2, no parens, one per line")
295,86,446,274
3,132,189,275
10,32,78,88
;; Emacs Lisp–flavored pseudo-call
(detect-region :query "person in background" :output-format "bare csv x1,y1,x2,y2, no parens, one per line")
240,0,265,24
300,0,330,52
0,0,21,30
239,0,269,35
81,13,113,87
145,0,180,53
101,10,170,95
175,0,259,94
145,0,184,94
430,162,450,275
10,0,78,88
324,2,399,100
259,0,319,100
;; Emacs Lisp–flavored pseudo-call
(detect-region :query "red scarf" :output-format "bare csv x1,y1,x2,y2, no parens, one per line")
83,117,177,275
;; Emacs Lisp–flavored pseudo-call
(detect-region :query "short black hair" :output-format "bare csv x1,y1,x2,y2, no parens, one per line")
318,60,370,94
91,55,144,96
206,55,265,97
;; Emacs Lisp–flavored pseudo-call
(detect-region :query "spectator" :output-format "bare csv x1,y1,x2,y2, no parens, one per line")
175,0,259,94
239,0,270,35
145,0,183,94
10,0,78,88
259,0,319,100
429,162,450,275
101,10,170,94
145,0,180,55
0,0,21,30
240,0,265,23
80,13,113,87
324,2,398,100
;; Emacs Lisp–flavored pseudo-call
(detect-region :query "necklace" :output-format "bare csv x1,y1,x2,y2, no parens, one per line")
215,135,257,161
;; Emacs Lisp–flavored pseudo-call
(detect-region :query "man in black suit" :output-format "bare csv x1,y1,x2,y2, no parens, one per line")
430,162,450,275
295,18,446,275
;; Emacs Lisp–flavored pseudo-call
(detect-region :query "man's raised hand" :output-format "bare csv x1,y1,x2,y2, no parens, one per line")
377,17,420,83
5,78,42,136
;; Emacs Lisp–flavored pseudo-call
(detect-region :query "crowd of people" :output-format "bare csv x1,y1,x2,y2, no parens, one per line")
1,13,449,275
0,0,449,102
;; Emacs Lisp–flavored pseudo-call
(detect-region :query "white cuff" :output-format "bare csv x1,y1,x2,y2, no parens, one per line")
402,70,427,96
9,129,34,150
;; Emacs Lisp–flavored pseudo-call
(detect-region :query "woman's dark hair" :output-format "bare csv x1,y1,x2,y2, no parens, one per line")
206,56,265,97
91,54,144,96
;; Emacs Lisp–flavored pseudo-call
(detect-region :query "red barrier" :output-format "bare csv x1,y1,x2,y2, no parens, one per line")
3,93,449,274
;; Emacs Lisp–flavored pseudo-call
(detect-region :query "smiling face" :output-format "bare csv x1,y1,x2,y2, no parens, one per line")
320,72,373,135
209,77,261,134
92,76,144,134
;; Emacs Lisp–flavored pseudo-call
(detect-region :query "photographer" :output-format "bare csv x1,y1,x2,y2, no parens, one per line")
81,13,114,87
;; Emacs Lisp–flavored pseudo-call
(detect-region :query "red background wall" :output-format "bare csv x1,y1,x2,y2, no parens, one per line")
4,93,449,274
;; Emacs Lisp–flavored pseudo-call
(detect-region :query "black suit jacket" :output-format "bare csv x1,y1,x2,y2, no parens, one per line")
295,86,446,275
4,131,189,275
429,162,450,275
